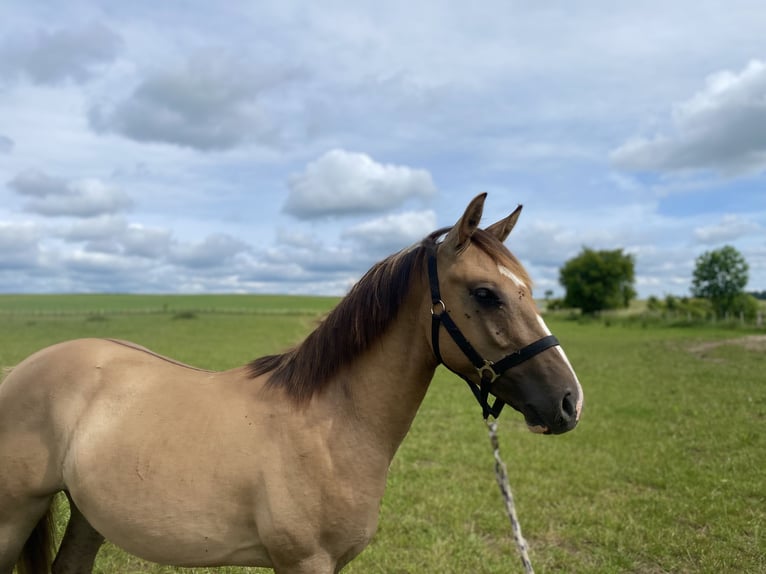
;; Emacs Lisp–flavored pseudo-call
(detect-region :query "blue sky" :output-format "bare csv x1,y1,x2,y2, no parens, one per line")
1,1,765,296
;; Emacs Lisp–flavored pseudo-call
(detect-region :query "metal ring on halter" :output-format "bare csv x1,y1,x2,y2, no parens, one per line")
430,300,446,316
477,361,499,383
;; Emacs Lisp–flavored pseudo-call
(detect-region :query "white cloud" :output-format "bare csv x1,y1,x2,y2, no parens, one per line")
262,240,362,274
9,169,67,197
57,217,173,259
62,249,149,274
89,50,302,151
693,214,762,244
343,210,437,254
9,170,133,217
60,215,128,241
121,224,174,258
0,21,122,85
0,221,43,269
284,149,436,219
275,228,320,250
169,233,251,269
612,60,766,174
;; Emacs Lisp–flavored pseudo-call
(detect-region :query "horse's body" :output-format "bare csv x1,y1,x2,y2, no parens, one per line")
0,195,582,574
2,335,414,572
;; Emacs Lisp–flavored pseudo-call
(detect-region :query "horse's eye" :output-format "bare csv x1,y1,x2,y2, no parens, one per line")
471,287,501,307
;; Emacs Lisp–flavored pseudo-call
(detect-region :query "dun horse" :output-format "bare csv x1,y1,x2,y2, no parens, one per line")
0,194,582,574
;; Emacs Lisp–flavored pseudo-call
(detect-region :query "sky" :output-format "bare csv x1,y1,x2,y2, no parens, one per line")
1,1,765,297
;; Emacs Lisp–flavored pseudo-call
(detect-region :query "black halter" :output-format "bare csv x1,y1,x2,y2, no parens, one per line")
427,251,560,419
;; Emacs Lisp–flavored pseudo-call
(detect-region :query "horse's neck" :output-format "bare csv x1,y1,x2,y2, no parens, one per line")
327,291,437,461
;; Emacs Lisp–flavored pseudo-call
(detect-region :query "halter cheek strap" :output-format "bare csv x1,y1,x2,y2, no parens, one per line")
427,252,560,419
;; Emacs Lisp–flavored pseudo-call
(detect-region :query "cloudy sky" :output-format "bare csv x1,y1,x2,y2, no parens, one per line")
2,1,765,297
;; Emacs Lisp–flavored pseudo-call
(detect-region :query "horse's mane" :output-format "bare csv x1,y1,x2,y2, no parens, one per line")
247,227,530,404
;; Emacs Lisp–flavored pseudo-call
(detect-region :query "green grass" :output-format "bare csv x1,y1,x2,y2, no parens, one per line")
2,296,765,573
0,293,339,316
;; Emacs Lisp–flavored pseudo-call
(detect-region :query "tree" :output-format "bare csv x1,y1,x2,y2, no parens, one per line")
559,247,636,314
691,245,749,316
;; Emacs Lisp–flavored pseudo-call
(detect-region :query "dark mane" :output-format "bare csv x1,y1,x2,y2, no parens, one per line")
247,238,432,403
247,226,531,403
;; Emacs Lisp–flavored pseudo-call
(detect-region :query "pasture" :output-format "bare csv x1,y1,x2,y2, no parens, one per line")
1,295,764,573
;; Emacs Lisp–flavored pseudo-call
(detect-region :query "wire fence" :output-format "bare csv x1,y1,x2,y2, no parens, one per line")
544,307,766,331
635,310,765,328
0,307,328,318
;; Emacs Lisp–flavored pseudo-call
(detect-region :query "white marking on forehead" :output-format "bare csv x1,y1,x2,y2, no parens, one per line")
498,265,527,289
536,314,584,421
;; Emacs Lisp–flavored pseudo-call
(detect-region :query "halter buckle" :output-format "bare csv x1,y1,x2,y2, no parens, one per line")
477,360,499,383
430,300,446,316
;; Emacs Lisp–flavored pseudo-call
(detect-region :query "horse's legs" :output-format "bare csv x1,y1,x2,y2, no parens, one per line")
0,495,53,574
52,494,104,574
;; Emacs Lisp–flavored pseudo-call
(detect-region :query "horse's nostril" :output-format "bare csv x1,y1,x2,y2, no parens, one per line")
561,392,575,420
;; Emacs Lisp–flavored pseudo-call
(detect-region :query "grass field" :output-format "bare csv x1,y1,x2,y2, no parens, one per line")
2,295,764,573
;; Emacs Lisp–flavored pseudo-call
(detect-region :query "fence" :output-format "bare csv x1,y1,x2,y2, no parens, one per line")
0,306,328,318
641,310,764,328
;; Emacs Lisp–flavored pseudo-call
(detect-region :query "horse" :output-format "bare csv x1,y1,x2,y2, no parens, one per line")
0,194,583,574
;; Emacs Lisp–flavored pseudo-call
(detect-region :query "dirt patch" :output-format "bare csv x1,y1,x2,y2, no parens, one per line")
687,335,766,357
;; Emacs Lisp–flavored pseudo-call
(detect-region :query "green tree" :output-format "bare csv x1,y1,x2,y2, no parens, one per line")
691,245,749,316
559,247,637,314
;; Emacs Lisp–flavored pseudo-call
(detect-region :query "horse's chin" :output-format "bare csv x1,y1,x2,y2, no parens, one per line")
490,389,553,434
525,423,550,434
521,403,552,434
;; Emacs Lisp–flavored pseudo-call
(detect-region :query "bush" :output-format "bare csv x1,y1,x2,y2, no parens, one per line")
646,296,662,312
729,294,760,320
559,247,636,314
646,296,713,321
172,311,198,320
545,298,566,311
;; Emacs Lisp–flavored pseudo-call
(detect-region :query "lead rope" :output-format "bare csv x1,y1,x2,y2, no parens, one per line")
486,419,535,574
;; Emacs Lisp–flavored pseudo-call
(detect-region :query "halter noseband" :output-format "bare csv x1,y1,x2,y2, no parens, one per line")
427,251,560,419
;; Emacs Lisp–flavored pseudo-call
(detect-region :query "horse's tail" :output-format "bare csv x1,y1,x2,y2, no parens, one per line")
15,504,55,574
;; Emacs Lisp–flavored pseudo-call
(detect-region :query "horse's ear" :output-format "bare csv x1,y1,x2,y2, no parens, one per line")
443,193,486,253
486,204,522,243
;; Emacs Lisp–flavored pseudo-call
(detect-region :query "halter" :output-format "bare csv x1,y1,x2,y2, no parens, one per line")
427,251,560,419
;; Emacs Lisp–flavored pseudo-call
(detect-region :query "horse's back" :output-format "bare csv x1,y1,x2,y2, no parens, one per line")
1,338,166,437
2,337,114,407
0,338,232,492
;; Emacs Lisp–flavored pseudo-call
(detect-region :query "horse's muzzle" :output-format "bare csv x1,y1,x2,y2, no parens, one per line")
523,391,580,435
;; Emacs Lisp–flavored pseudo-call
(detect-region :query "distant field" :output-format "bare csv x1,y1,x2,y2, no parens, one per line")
0,293,339,315
2,295,764,573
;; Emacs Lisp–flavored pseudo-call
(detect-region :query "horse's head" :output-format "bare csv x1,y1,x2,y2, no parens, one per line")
428,193,583,434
